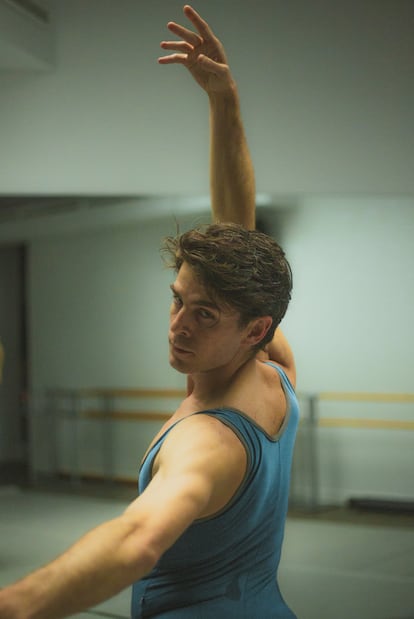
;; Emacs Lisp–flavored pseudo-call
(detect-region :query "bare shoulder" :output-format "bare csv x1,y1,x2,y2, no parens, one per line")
159,413,247,471
259,359,291,409
155,413,248,518
258,357,296,391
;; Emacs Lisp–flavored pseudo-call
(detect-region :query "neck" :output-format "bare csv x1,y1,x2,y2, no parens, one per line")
188,354,256,405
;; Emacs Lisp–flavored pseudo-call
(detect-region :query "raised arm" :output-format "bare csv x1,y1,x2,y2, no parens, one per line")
265,328,296,388
159,4,255,229
160,5,295,386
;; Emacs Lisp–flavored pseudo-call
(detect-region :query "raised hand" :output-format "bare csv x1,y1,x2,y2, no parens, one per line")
158,4,235,95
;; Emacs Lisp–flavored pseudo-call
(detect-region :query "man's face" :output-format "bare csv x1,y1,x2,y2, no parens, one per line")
168,262,249,375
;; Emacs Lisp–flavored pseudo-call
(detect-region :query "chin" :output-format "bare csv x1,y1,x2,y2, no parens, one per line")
169,355,190,374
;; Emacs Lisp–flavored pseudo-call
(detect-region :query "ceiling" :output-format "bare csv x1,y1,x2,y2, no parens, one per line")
0,0,52,71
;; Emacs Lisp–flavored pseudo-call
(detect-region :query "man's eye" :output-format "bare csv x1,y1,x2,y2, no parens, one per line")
172,295,182,307
199,308,213,319
197,309,219,327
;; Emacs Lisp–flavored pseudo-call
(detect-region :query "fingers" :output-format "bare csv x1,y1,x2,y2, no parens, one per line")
183,5,214,39
159,5,221,70
158,53,188,65
158,40,194,65
160,40,193,54
158,51,221,71
167,21,201,47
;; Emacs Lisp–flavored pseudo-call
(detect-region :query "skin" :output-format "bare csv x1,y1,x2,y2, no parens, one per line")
0,5,295,618
160,5,256,229
168,262,271,378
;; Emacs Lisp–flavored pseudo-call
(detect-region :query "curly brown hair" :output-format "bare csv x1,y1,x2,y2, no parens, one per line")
162,223,292,351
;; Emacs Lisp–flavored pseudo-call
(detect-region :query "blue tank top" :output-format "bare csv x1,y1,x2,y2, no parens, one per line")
131,363,299,619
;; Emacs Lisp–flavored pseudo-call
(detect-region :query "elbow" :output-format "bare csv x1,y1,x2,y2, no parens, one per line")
123,537,160,580
119,519,162,580
136,544,160,578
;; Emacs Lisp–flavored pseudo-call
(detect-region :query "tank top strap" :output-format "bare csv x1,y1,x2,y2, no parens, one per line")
264,361,297,399
138,408,260,495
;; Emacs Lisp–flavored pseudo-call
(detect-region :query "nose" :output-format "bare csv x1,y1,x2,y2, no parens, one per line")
170,306,192,337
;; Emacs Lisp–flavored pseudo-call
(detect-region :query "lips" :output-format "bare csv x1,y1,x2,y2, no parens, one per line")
173,345,192,354
170,340,193,355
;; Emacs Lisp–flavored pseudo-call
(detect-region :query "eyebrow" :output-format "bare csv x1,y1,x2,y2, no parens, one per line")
170,284,220,310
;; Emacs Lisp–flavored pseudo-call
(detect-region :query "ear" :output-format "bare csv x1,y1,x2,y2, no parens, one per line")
244,316,273,347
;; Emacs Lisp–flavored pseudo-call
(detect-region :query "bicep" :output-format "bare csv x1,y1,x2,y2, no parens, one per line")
124,462,212,559
123,417,245,559
265,328,296,388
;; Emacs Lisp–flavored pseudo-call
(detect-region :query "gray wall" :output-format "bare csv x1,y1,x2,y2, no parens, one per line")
0,0,413,196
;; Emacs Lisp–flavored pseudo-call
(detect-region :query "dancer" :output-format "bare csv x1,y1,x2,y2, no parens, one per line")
0,6,298,618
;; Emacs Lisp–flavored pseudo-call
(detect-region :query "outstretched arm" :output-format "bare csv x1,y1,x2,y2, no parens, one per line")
0,418,245,619
159,4,255,229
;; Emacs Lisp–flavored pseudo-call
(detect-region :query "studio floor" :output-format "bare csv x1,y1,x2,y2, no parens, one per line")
0,482,413,619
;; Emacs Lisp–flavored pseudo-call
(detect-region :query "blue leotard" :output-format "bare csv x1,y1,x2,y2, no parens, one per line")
131,363,299,618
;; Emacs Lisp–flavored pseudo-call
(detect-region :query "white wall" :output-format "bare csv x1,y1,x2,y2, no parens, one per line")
280,196,414,393
28,216,189,392
276,196,414,504
0,0,413,195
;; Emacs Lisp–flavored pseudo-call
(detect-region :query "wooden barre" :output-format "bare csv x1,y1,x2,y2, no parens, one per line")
318,417,414,430
58,470,138,486
318,392,414,403
81,410,172,422
47,388,186,398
